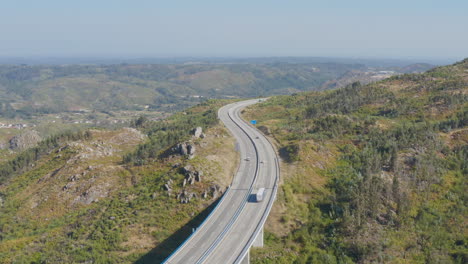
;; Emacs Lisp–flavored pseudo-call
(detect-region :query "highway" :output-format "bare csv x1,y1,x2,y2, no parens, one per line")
164,99,279,264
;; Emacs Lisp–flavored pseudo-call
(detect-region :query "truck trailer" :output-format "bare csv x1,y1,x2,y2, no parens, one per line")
256,188,265,202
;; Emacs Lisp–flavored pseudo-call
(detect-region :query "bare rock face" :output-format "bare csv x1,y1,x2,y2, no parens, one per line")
187,144,196,158
9,130,42,150
195,171,203,182
193,127,203,138
175,142,196,158
178,143,189,155
177,190,197,203
73,184,110,205
181,165,203,185
210,184,222,199
163,179,173,196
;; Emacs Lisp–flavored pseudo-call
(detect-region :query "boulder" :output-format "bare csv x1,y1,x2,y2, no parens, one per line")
177,190,197,203
187,144,195,155
210,184,221,199
195,171,202,182
189,176,196,185
178,143,188,155
182,165,194,174
173,142,196,158
193,127,203,138
69,174,81,182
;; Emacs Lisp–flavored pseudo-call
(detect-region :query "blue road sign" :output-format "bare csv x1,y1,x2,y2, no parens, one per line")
250,120,257,125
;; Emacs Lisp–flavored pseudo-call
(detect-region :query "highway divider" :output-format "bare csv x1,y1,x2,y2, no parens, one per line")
195,102,261,263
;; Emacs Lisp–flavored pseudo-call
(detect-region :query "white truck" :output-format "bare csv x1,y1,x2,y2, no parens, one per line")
256,188,265,202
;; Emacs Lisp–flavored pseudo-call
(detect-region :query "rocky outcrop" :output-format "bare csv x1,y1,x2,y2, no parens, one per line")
167,163,223,203
9,130,41,150
180,165,203,185
164,127,205,159
174,142,196,159
177,190,198,204
73,183,111,205
163,179,173,195
210,184,222,199
193,127,204,138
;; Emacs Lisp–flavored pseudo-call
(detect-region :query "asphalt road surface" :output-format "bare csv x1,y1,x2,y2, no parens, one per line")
164,99,279,264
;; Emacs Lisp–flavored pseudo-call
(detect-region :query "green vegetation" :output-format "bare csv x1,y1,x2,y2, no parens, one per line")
0,101,235,263
123,100,224,165
0,130,91,184
247,59,468,263
0,59,448,263
0,62,370,118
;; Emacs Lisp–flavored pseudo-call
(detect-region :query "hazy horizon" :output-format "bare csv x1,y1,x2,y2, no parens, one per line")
0,55,458,66
1,0,467,61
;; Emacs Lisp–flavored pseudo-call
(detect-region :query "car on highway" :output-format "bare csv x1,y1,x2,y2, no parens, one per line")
245,157,251,161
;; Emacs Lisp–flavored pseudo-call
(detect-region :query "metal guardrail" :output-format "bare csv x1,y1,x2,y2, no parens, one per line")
195,102,262,263
234,158,279,264
234,110,280,264
163,101,261,264
162,187,232,264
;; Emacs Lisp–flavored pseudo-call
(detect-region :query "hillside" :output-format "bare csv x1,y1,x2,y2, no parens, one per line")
0,58,455,263
0,100,239,263
243,59,467,263
0,61,433,120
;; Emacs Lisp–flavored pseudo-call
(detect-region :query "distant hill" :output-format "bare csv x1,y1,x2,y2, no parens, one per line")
0,61,433,119
0,56,447,66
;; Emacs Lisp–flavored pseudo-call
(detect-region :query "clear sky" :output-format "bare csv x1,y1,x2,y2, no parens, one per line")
1,0,467,60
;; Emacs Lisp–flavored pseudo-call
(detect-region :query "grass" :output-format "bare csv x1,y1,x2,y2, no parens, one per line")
0,101,241,263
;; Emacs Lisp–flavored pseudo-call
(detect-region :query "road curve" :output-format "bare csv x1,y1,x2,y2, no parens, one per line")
164,99,279,264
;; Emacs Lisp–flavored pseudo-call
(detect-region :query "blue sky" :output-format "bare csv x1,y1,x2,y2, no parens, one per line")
1,0,467,60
